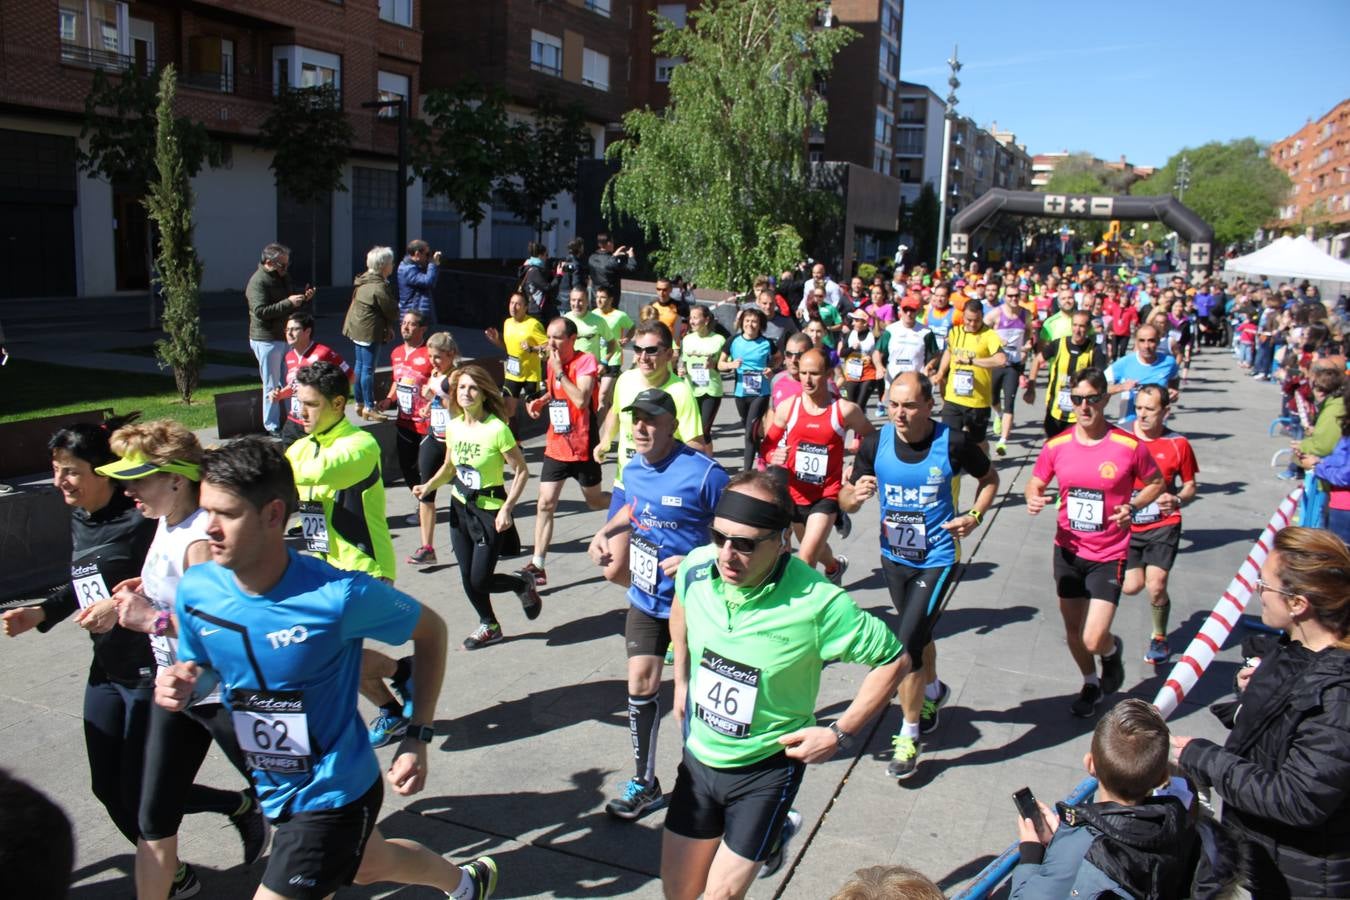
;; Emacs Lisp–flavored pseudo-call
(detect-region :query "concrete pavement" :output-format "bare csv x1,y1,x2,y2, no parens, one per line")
0,347,1293,898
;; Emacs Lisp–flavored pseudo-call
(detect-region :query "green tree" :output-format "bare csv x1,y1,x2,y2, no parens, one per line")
413,81,512,258
905,182,940,267
1131,139,1291,245
144,67,205,403
605,0,855,290
497,95,593,242
259,84,354,286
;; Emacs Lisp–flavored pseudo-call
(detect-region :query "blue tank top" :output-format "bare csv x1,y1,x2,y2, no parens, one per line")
873,422,959,568
926,307,956,349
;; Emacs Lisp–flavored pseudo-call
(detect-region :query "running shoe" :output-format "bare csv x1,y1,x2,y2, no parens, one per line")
1070,683,1103,718
919,681,950,736
406,545,437,566
391,656,415,718
835,511,852,540
229,792,269,865
519,562,548,587
368,710,409,748
825,555,848,586
664,643,675,666
1100,638,1125,695
887,734,921,780
168,862,201,899
455,856,499,900
995,441,1008,457
757,808,803,879
463,623,504,651
1144,636,1171,666
516,569,543,621
605,777,666,820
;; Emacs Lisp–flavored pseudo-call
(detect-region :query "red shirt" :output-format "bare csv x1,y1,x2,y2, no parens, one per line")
1237,322,1257,345
390,344,434,434
773,396,847,505
544,351,600,462
1111,306,1140,337
1130,430,1198,532
278,343,352,425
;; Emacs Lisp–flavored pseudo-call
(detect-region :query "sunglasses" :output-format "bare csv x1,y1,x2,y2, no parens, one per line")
708,526,774,554
633,344,666,356
784,350,805,358
1070,393,1105,406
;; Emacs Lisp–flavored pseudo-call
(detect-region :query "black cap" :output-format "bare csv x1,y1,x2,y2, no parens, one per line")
623,388,676,418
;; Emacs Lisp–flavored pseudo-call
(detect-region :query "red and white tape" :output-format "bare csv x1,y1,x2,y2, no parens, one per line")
1153,486,1303,719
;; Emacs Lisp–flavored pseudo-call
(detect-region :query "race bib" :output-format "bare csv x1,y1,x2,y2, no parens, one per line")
548,399,572,434
71,565,110,611
953,368,975,397
1056,376,1073,412
289,394,303,420
396,382,415,415
505,356,522,377
997,328,1025,364
456,466,482,492
694,650,760,738
794,442,829,485
230,689,313,774
845,356,865,380
883,510,928,561
298,501,329,554
430,406,448,438
741,371,763,394
1131,489,1161,526
630,534,660,596
1067,487,1105,533
688,362,710,387
150,634,175,670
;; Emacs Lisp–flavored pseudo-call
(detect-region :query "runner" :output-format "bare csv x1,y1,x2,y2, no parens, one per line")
933,301,1007,454
841,309,884,416
762,348,873,582
156,437,499,899
415,365,540,650
679,303,727,444
874,295,941,391
520,316,610,587
840,372,997,780
377,310,433,525
586,389,727,821
564,286,616,368
483,292,547,434
921,283,958,352
1104,324,1181,420
271,310,352,447
1121,385,1199,665
1024,309,1105,439
652,277,690,342
1167,296,1196,383
1025,368,1164,717
989,289,1033,457
1038,287,1080,345
723,307,779,472
594,285,635,419
662,471,907,895
407,331,460,567
98,420,266,899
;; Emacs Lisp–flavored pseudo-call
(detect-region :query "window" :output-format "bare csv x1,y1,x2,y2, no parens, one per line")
655,56,682,83
273,46,341,95
585,0,611,16
186,35,234,92
378,0,412,27
583,48,609,91
531,30,562,77
878,41,898,81
128,17,153,74
377,70,410,117
59,1,128,68
656,3,687,28
874,108,892,145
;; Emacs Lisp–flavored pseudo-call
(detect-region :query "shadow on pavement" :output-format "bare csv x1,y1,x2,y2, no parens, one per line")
911,694,1099,772
936,853,1000,892
1181,527,1255,553
437,679,667,750
1195,479,1246,496
936,604,1038,639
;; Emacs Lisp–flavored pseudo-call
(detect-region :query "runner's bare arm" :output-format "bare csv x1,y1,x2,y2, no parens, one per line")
1025,474,1050,515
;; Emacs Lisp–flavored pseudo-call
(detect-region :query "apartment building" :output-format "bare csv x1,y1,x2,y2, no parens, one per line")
0,0,425,298
895,81,943,205
1269,98,1350,242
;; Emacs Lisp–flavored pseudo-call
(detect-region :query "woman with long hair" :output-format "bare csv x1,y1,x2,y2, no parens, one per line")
720,306,780,471
407,331,460,567
414,365,540,649
679,303,727,444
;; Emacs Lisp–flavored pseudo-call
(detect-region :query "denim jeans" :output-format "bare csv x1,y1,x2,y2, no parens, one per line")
352,342,381,410
249,338,286,433
1329,508,1350,546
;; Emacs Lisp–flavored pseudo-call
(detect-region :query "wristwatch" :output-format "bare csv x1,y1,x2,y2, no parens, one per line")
965,508,983,525
152,610,172,637
828,721,854,752
406,724,435,743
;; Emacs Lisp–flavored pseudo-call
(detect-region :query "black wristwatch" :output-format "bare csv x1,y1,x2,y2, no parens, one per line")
828,721,854,752
406,724,435,744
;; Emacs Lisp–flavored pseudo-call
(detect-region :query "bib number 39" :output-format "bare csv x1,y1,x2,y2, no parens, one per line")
230,689,313,774
694,650,760,738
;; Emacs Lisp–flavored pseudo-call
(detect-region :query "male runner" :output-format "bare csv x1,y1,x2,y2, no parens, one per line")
1104,324,1181,420
271,311,351,446
520,317,610,587
594,286,634,417
1024,309,1106,439
873,295,940,388
156,437,498,900
587,389,727,821
563,286,616,366
1038,287,1080,345
933,301,1007,453
483,292,547,430
920,284,958,352
378,310,433,525
1025,368,1164,718
663,472,907,895
989,290,1033,456
1121,385,1198,665
840,372,997,779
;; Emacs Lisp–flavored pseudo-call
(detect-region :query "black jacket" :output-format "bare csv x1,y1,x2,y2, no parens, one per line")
557,253,587,296
518,262,558,320
587,248,635,294
38,489,157,687
1179,639,1350,898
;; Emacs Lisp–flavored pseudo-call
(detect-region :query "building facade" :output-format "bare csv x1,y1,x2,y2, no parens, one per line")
0,0,425,298
894,81,944,206
1031,150,1155,189
1269,98,1350,246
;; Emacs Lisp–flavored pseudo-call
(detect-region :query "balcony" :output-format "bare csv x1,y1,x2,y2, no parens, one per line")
60,42,146,74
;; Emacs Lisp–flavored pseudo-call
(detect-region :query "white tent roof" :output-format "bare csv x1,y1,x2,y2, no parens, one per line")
1225,235,1350,281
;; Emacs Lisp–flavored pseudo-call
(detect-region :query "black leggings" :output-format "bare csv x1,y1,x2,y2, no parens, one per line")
844,379,883,411
395,424,421,489
992,363,1024,413
449,497,528,625
696,395,722,443
139,702,254,840
83,679,153,844
417,435,445,504
736,395,771,472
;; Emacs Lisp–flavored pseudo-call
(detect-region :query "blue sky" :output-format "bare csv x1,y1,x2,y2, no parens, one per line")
899,0,1350,167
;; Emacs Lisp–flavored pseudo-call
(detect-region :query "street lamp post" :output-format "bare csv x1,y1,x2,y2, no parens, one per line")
361,97,410,258
934,45,961,271
1175,155,1191,204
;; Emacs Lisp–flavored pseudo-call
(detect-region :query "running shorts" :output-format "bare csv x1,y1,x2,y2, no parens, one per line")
791,496,840,525
880,558,956,663
1053,546,1125,604
417,435,445,503
1127,523,1182,572
625,606,671,659
261,777,382,900
939,404,992,444
665,749,806,862
541,455,603,487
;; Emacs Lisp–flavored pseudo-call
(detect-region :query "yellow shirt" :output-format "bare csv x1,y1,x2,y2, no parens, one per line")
942,326,1004,409
503,315,547,383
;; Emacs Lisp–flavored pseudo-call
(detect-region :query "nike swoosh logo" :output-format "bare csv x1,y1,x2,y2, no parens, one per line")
199,627,221,636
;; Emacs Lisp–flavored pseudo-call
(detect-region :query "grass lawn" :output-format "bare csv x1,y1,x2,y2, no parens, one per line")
0,358,256,430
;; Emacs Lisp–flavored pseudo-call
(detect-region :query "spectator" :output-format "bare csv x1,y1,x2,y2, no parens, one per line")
1011,699,1197,899
245,242,313,435
1173,527,1350,898
342,246,400,421
1310,379,1350,543
556,236,588,297
396,238,441,322
1294,360,1346,465
519,240,558,320
587,231,636,300
0,769,74,899
830,865,944,900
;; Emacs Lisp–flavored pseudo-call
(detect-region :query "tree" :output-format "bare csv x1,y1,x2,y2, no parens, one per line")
144,67,205,402
605,0,855,290
413,81,512,258
259,84,354,286
497,95,593,242
905,182,940,268
1131,139,1291,246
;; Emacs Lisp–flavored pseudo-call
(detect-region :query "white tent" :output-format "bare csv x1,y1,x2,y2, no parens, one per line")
1225,235,1350,281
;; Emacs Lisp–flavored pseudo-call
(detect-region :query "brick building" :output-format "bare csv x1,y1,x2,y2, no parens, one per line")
1269,98,1350,249
0,0,422,298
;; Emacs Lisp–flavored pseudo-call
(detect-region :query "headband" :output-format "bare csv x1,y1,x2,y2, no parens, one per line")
714,489,791,531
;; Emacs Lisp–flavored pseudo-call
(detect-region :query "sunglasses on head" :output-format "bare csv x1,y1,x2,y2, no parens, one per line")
708,526,773,554
633,344,665,356
1070,392,1105,406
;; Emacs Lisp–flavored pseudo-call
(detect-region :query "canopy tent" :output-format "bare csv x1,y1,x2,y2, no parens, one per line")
1224,235,1350,281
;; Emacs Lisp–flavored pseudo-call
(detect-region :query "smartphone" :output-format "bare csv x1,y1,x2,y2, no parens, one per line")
1012,786,1039,823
